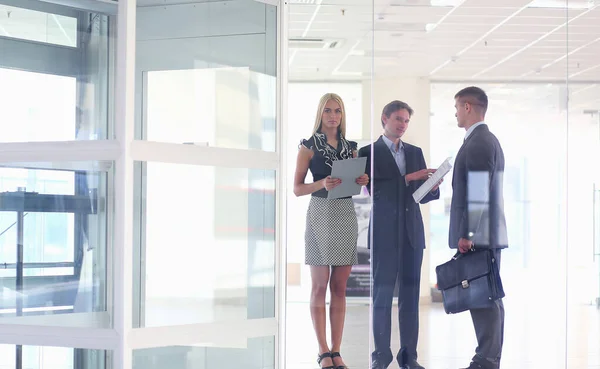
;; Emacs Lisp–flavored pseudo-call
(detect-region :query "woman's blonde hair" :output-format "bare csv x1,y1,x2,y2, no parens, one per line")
311,93,346,137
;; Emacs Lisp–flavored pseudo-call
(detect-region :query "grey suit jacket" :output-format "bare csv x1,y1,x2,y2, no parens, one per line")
448,124,508,249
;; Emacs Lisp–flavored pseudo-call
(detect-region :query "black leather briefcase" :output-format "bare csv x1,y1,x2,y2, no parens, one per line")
435,249,505,314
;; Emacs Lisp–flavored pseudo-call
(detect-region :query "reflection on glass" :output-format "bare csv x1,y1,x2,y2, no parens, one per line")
0,68,77,142
132,336,274,369
0,4,112,142
0,5,77,47
134,163,275,327
566,105,600,305
145,68,276,151
566,88,600,369
0,345,106,369
136,0,276,151
0,162,111,328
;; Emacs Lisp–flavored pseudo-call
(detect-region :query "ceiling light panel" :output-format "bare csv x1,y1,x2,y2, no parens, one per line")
462,0,533,7
528,0,595,9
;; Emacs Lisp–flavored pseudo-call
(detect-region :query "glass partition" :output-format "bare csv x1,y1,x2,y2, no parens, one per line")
134,162,275,327
0,0,282,369
0,2,112,141
0,162,112,327
0,345,106,369
132,336,274,369
386,2,571,369
135,0,277,151
430,82,570,367
566,2,600,367
131,0,281,368
285,0,374,367
0,0,115,330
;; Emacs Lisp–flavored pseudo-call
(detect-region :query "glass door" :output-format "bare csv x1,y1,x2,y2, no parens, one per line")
566,100,600,369
566,5,600,367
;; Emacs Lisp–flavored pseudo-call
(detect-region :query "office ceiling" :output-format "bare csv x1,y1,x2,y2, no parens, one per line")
2,0,599,107
288,0,600,83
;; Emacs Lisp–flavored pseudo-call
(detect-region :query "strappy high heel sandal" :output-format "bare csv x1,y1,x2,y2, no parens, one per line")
317,352,335,369
331,352,349,369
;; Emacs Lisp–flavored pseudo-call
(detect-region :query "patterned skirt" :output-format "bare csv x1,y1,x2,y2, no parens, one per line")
304,196,358,266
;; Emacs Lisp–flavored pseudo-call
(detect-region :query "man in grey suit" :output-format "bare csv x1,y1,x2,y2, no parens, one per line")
448,87,508,369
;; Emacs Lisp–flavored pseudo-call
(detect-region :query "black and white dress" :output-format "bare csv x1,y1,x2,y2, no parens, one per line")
301,132,359,266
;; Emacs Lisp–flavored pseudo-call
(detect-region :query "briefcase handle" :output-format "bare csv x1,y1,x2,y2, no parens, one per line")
451,245,477,260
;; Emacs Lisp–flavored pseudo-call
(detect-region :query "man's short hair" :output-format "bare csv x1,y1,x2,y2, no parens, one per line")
455,86,488,114
381,100,414,127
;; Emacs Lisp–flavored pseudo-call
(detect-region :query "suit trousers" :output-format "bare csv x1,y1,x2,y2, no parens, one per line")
470,249,505,369
371,234,423,366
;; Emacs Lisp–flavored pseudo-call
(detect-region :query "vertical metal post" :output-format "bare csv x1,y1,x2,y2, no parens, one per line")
597,112,600,308
15,187,25,369
16,211,24,315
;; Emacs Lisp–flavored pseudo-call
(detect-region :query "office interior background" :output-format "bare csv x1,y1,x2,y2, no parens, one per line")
0,0,598,369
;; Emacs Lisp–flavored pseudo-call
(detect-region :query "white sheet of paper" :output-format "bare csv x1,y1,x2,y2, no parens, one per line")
412,157,453,203
327,157,368,200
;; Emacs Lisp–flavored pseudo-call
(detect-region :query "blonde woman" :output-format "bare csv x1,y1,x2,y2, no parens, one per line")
293,93,369,369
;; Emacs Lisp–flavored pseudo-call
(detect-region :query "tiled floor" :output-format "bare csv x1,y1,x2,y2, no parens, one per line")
285,299,600,369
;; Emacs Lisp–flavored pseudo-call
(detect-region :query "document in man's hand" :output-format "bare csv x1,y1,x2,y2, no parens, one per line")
412,157,453,203
327,157,368,200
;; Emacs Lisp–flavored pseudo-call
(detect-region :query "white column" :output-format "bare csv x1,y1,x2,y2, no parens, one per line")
114,0,136,368
362,77,433,303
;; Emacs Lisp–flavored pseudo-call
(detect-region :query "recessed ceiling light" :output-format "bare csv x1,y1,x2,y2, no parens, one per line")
528,0,595,9
425,23,437,32
389,0,461,6
430,0,463,6
288,0,319,4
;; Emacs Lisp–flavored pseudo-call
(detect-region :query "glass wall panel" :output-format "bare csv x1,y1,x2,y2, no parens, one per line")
135,0,277,151
132,336,274,369
0,1,113,141
430,82,569,368
379,2,571,369
285,0,374,368
0,4,77,47
133,163,275,328
566,2,600,368
0,345,106,369
0,162,112,329
285,82,366,303
132,2,280,367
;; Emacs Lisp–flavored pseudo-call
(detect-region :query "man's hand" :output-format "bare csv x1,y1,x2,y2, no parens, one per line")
431,178,443,192
405,168,435,183
458,238,473,254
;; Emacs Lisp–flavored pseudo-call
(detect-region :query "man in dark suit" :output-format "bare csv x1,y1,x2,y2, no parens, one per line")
449,86,508,369
359,101,441,369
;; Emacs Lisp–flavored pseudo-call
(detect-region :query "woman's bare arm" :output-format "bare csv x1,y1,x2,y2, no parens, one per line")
293,146,326,197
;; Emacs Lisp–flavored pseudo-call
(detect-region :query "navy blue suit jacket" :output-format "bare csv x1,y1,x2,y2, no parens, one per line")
358,137,439,250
